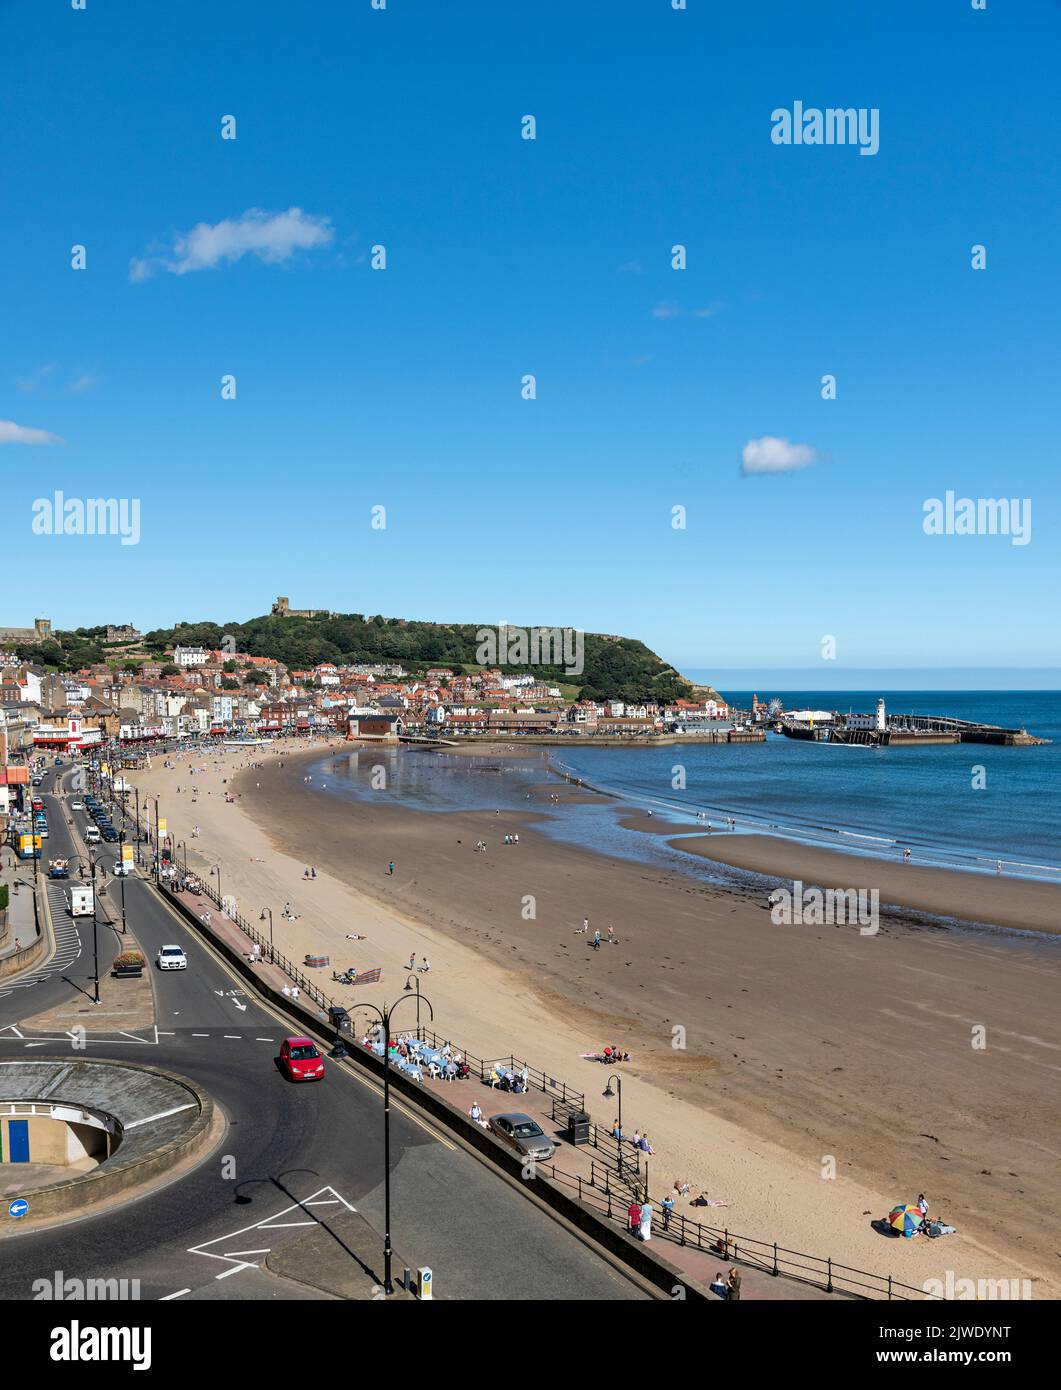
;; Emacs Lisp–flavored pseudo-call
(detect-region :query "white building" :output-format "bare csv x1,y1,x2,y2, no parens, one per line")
173,645,209,668
846,698,887,732
785,709,835,725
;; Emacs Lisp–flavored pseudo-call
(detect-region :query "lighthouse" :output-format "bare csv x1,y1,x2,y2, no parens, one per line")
875,697,886,732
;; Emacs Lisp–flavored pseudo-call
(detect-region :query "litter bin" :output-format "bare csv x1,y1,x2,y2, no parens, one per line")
328,1005,349,1029
567,1111,591,1146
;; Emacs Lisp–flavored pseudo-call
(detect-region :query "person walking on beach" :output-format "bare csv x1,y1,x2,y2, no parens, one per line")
388,861,395,876
408,952,416,971
592,930,601,950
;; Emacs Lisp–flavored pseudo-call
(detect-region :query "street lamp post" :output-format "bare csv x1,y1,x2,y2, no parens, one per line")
89,857,100,1005
352,992,434,1295
603,1071,624,1174
153,798,161,884
134,787,142,864
117,831,128,934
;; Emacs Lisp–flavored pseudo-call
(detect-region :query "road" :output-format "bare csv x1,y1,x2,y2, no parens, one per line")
0,763,648,1300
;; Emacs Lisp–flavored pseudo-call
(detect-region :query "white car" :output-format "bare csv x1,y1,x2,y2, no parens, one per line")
156,945,188,971
71,802,84,811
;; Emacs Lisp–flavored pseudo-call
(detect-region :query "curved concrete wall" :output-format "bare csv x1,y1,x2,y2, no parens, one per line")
0,1059,216,1223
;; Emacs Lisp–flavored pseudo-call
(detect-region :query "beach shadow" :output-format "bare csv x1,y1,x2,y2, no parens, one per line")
870,1219,903,1239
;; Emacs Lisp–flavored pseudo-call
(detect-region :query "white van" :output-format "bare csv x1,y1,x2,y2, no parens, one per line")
66,885,94,917
84,826,101,845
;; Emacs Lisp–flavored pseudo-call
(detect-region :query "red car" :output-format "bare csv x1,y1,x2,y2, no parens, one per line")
279,1036,326,1082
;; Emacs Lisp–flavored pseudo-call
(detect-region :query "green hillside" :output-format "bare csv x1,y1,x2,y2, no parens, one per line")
2,613,717,705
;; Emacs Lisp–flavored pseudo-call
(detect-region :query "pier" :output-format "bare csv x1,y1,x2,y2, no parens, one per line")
780,709,1048,748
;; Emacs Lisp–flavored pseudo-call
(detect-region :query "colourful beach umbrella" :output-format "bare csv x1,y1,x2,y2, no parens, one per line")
888,1204,923,1238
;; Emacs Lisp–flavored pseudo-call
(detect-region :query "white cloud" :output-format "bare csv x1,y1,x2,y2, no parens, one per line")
741,436,820,475
130,207,334,280
652,301,724,320
0,419,64,445
16,363,58,393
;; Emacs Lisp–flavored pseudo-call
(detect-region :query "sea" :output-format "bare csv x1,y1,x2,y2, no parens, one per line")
308,691,1061,887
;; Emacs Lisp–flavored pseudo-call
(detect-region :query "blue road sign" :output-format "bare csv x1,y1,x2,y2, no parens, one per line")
8,1199,29,1220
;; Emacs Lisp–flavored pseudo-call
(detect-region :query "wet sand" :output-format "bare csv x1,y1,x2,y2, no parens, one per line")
136,740,1061,1296
674,835,1061,936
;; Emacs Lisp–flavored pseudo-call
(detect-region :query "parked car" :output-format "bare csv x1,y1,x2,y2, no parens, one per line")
487,1113,556,1161
155,944,187,971
84,827,101,845
102,828,119,842
279,1037,326,1082
71,801,84,811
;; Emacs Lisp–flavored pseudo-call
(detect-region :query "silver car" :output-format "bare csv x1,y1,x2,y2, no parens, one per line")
488,1113,556,1161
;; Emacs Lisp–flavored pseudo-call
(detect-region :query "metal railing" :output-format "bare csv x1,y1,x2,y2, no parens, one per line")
539,1161,938,1302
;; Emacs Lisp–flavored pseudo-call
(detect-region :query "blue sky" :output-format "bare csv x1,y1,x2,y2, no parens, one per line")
2,0,1059,679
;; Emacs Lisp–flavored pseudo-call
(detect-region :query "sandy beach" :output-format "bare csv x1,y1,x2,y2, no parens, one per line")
132,738,1061,1297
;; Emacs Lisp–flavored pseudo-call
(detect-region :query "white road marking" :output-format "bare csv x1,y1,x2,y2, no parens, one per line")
160,1288,191,1300
187,1186,357,1275
223,1035,242,1040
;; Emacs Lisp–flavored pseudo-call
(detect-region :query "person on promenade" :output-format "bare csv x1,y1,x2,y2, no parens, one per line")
470,1102,487,1127
709,1272,728,1299
639,1199,653,1242
627,1199,642,1235
727,1268,741,1300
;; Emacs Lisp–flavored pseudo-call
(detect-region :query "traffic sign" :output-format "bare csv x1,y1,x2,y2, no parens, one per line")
8,1199,29,1220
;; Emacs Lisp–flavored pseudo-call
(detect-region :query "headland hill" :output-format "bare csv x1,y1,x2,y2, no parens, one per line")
0,600,1047,750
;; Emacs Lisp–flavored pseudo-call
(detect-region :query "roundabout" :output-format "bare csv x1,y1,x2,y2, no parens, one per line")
0,1058,216,1226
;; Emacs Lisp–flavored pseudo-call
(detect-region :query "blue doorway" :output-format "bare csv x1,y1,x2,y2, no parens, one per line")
7,1120,30,1163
